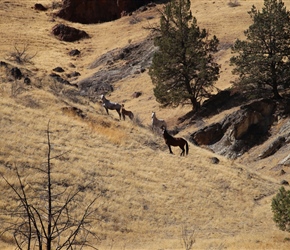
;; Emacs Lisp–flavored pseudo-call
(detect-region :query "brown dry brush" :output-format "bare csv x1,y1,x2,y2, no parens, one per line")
6,44,37,65
0,121,101,250
181,226,195,250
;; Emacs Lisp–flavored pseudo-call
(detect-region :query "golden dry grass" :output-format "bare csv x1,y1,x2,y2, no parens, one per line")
1,0,290,249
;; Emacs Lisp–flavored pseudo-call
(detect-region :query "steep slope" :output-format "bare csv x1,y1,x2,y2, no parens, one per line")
0,84,287,250
1,0,290,249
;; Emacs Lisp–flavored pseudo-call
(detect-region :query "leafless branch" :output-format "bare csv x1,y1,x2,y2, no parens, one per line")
6,43,37,64
0,122,101,249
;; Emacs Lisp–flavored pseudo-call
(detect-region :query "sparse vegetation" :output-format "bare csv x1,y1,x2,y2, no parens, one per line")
10,79,25,97
228,0,241,7
129,14,142,24
181,226,195,250
6,44,37,65
51,0,62,10
132,113,144,127
0,123,100,250
2,0,290,249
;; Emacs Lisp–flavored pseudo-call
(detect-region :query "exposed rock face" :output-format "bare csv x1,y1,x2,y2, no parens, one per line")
259,136,286,159
229,99,276,140
56,0,154,24
51,24,89,42
34,3,47,11
178,89,247,124
78,36,157,100
191,123,223,145
190,98,277,159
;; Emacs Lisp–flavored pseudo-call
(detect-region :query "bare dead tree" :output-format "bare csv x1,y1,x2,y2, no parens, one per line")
0,121,100,250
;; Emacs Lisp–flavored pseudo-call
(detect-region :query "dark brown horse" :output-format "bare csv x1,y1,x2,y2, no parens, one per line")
121,104,134,121
162,126,189,156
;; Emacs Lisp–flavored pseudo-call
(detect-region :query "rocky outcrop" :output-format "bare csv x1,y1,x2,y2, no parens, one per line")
34,3,47,11
229,99,276,140
190,99,277,159
78,37,157,101
178,89,247,124
51,24,89,42
259,136,286,159
191,123,223,145
11,67,22,80
56,0,156,24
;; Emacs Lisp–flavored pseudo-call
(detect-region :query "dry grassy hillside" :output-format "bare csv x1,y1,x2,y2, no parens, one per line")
1,0,290,249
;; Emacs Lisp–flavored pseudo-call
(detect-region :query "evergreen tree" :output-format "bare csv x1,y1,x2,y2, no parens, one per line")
272,186,290,232
230,0,290,99
149,0,220,111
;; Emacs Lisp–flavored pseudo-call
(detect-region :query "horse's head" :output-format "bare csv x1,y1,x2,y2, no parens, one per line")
151,111,155,118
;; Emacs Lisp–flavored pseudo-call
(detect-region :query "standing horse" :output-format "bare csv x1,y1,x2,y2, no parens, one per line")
151,111,167,131
101,95,122,120
162,126,189,156
121,104,134,121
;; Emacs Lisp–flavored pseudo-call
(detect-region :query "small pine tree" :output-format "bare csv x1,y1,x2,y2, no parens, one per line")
230,0,290,99
272,186,290,232
149,0,220,111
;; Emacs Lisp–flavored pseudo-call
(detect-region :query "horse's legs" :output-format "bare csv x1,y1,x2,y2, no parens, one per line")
180,146,185,156
168,145,173,154
116,109,121,120
105,107,109,115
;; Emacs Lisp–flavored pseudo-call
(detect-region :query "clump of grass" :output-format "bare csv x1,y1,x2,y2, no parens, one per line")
88,118,128,145
51,0,62,9
132,114,145,128
129,14,142,25
228,0,241,7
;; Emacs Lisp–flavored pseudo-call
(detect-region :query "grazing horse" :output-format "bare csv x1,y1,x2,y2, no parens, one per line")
162,126,189,156
151,111,167,131
121,104,134,121
101,95,122,120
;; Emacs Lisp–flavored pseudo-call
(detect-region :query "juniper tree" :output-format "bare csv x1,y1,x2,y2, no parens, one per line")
272,186,290,232
230,0,290,99
149,0,220,111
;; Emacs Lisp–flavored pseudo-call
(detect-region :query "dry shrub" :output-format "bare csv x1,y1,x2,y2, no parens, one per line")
51,0,62,9
61,106,87,119
132,113,145,127
11,79,25,97
6,44,37,65
228,0,241,7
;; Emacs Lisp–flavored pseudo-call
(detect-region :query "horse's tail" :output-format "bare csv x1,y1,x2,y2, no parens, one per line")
185,140,189,155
